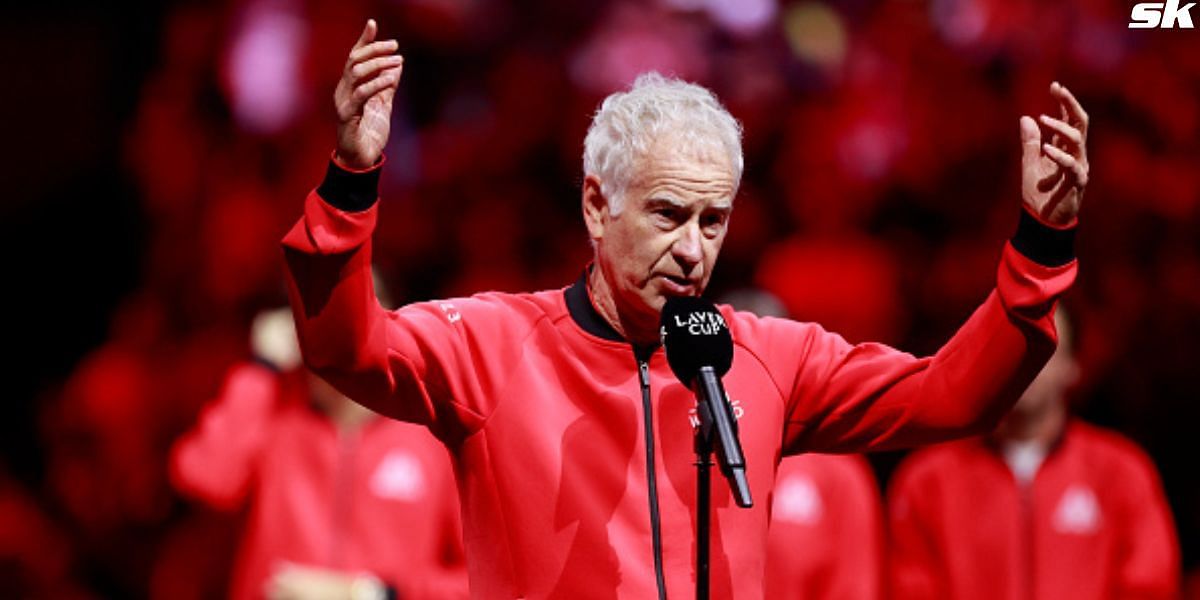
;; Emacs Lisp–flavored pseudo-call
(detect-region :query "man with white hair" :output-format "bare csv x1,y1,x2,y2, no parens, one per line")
283,19,1088,599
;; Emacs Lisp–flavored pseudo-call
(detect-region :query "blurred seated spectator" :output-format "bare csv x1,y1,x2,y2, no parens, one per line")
887,310,1180,599
170,307,468,600
765,453,883,599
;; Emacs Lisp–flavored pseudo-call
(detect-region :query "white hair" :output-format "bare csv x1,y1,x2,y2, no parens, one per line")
583,72,744,214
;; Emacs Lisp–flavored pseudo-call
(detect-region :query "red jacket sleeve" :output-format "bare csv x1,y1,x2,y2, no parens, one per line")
281,171,539,442
1111,441,1180,598
169,362,278,510
748,236,1077,454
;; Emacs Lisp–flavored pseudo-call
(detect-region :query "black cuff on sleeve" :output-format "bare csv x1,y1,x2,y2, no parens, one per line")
383,583,399,600
1011,208,1076,267
316,159,381,212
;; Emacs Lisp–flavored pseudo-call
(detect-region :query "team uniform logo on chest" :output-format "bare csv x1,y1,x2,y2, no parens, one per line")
772,474,823,525
1052,484,1102,535
687,393,744,428
370,450,428,501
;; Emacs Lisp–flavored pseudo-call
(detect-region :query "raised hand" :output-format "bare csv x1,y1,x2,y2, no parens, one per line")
334,19,403,170
1019,82,1089,227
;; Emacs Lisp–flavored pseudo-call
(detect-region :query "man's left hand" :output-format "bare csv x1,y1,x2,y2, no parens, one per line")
1020,82,1089,227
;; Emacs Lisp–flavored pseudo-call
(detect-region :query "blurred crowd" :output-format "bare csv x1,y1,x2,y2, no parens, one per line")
5,0,1200,596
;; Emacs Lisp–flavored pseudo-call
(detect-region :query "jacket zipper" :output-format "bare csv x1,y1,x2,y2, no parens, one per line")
638,358,668,600
331,425,358,567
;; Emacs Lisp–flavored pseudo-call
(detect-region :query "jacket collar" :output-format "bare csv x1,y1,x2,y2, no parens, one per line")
565,268,624,342
564,268,661,360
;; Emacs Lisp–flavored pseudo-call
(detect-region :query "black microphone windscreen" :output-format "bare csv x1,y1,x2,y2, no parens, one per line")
660,296,734,385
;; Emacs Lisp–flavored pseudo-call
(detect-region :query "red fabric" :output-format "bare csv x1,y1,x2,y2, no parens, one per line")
170,363,468,600
765,454,883,599
887,420,1180,600
281,188,1074,599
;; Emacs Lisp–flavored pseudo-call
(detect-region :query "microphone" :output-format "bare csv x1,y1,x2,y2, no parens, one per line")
660,297,752,508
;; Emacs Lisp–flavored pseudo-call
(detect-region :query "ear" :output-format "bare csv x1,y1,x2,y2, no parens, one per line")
582,174,609,243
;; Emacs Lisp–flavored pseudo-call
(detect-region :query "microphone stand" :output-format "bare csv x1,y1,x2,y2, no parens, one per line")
692,366,752,600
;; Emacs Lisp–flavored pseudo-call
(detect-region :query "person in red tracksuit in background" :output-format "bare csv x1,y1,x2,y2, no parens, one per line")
766,454,883,599
171,307,469,600
887,310,1180,600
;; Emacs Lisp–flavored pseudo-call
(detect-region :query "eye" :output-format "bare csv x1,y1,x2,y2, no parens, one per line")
701,212,728,233
652,206,684,226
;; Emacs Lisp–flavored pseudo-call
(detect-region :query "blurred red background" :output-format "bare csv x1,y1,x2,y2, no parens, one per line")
4,0,1199,596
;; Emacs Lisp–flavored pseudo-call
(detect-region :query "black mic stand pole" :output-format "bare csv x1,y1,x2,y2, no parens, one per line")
694,407,714,600
693,366,752,600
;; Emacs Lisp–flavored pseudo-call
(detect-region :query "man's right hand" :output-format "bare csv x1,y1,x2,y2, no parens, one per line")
334,19,403,170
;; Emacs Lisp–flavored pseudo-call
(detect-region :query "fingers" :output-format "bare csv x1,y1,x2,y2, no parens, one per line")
350,66,402,105
352,19,377,51
348,54,404,86
1042,143,1088,188
1050,81,1089,134
1038,114,1083,148
1019,115,1042,166
347,39,399,69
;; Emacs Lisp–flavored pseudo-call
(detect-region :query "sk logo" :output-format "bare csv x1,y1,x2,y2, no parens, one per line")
1130,0,1196,28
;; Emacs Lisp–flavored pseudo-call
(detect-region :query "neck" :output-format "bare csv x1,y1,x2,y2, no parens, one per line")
587,266,658,345
996,401,1066,447
320,397,375,431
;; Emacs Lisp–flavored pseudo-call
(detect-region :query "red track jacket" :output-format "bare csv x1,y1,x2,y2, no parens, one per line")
281,160,1077,599
171,362,469,600
887,420,1180,599
765,454,883,599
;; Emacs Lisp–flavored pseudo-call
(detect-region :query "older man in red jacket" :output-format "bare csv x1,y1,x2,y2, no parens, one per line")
282,19,1088,599
887,311,1180,599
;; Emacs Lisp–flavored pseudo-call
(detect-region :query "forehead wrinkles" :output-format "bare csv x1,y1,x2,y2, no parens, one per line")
633,138,734,201
637,161,735,203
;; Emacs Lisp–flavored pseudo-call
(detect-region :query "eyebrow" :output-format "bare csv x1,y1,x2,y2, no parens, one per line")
646,196,689,209
646,196,733,212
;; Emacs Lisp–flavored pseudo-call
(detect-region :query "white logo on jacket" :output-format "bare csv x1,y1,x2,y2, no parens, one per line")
438,302,462,324
370,450,427,501
1052,484,1101,534
772,475,823,525
687,395,744,428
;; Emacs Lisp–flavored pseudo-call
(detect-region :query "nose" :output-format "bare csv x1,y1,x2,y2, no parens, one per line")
671,221,703,275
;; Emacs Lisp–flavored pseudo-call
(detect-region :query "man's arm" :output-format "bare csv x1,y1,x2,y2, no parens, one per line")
282,18,405,424
282,21,529,440
768,83,1088,453
169,362,277,509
